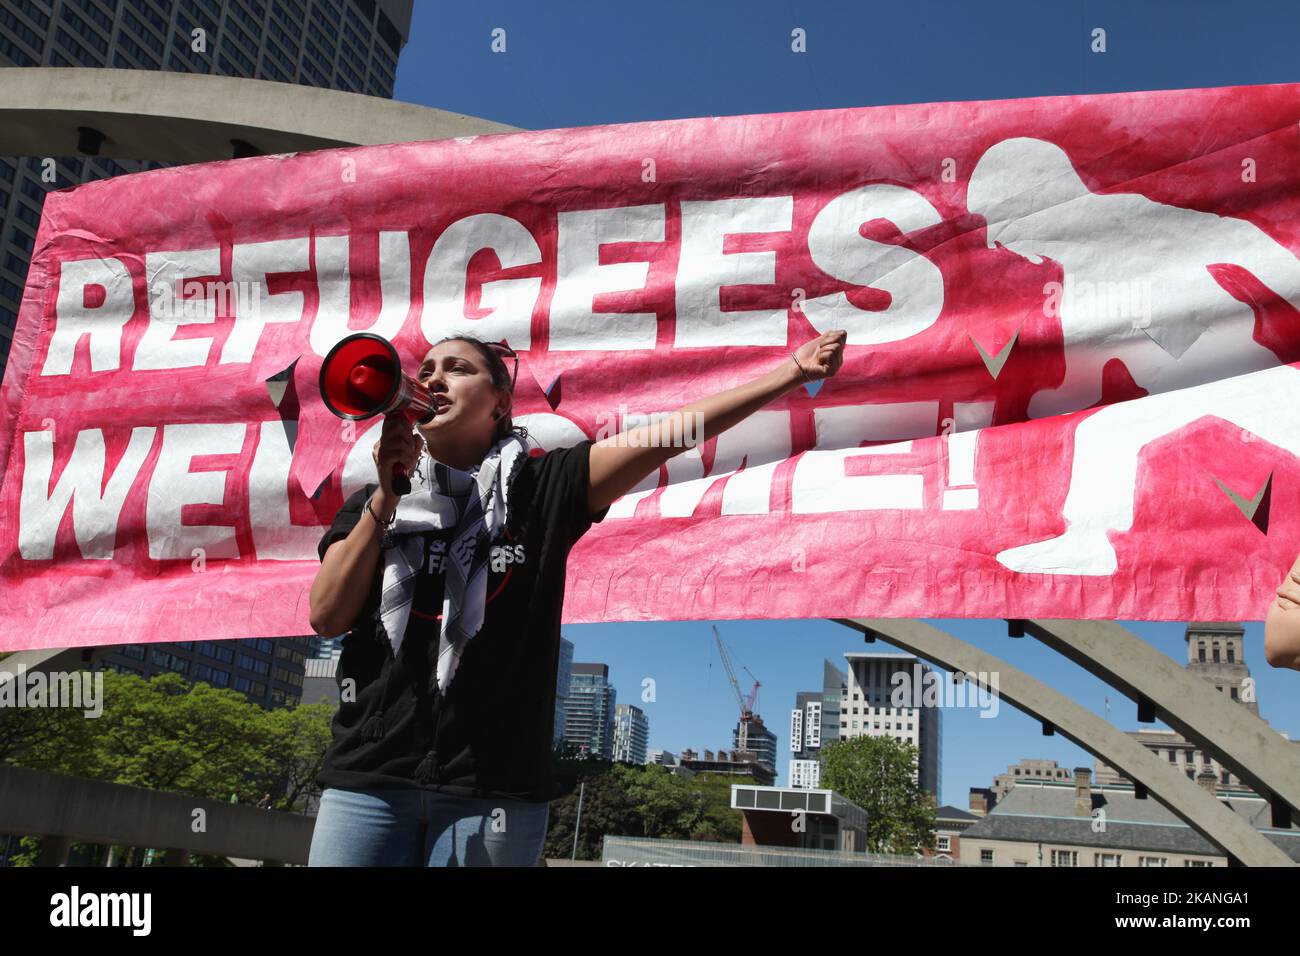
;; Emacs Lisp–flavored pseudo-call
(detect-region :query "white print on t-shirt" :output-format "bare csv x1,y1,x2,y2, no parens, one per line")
489,543,527,573
423,537,526,575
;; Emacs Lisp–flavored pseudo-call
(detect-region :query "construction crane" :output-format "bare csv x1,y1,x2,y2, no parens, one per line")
712,625,760,750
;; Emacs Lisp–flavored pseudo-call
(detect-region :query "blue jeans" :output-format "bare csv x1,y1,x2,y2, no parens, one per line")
308,786,551,867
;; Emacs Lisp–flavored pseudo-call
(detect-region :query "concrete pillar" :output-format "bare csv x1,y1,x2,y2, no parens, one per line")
36,834,72,867
162,847,189,866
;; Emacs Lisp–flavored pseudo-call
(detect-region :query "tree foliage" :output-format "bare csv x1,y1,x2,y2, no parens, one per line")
818,734,937,854
544,751,745,860
0,669,335,865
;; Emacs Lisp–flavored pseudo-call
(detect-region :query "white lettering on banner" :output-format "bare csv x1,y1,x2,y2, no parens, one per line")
813,402,939,447
146,423,245,559
220,238,310,364
791,403,940,513
42,257,135,375
19,426,156,559
35,134,1300,381
248,420,321,560
718,411,793,515
675,196,793,348
598,411,672,519
340,419,385,503
597,403,981,519
792,442,924,514
32,179,970,375
422,214,538,348
308,232,411,356
943,402,994,511
11,408,984,565
134,247,220,370
551,204,664,351
803,184,945,344
312,235,353,356
658,410,791,517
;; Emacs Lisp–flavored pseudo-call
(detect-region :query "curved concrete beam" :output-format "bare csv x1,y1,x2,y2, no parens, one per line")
1022,619,1300,829
0,68,523,164
832,617,1293,866
0,761,312,865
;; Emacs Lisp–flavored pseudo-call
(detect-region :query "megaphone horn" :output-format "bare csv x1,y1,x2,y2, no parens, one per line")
319,333,436,495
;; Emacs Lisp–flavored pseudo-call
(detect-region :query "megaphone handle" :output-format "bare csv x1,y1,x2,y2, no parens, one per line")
392,462,412,496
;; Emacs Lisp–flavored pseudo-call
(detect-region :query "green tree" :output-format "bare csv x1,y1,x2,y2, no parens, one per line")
542,750,751,859
0,668,336,863
614,763,713,839
261,697,336,812
680,772,746,842
818,735,937,854
544,764,641,861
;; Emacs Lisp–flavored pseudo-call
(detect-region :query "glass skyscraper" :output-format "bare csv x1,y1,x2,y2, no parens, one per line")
564,663,617,760
0,0,414,379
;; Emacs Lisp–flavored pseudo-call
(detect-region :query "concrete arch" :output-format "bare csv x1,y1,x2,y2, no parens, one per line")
831,617,1293,866
0,67,522,164
1021,619,1300,829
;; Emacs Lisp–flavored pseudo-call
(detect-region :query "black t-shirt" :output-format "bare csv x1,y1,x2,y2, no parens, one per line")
314,438,609,803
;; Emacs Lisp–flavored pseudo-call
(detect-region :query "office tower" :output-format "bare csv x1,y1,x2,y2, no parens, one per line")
841,652,942,800
564,663,616,760
732,713,776,778
612,703,649,764
308,635,343,660
554,636,573,746
0,0,415,377
790,690,823,788
789,659,845,788
646,748,678,768
92,636,314,709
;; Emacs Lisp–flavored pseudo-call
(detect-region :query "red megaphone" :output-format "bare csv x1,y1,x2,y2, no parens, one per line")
319,333,437,496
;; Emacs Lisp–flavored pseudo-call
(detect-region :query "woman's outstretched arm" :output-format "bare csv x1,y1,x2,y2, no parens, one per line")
587,330,847,515
1264,551,1300,670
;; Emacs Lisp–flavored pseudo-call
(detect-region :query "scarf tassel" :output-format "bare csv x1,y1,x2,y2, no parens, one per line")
360,713,386,741
414,750,438,784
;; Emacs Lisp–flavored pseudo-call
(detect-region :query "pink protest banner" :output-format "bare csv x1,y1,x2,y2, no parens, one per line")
2,82,1300,650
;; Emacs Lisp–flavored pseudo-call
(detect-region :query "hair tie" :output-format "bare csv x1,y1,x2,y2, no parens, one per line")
791,351,812,382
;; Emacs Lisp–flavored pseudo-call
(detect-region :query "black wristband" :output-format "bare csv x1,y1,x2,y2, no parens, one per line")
364,495,395,531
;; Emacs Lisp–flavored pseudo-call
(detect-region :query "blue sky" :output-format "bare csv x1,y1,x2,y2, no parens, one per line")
392,1,1300,805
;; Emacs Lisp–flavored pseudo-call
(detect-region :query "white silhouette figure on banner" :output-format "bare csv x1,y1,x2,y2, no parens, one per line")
966,137,1300,575
993,362,1300,574
967,137,1295,421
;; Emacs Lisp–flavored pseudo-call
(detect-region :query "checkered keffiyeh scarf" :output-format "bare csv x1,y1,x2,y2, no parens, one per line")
378,433,529,692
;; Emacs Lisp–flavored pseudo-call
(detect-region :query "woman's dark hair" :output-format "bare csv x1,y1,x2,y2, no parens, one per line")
430,334,530,445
